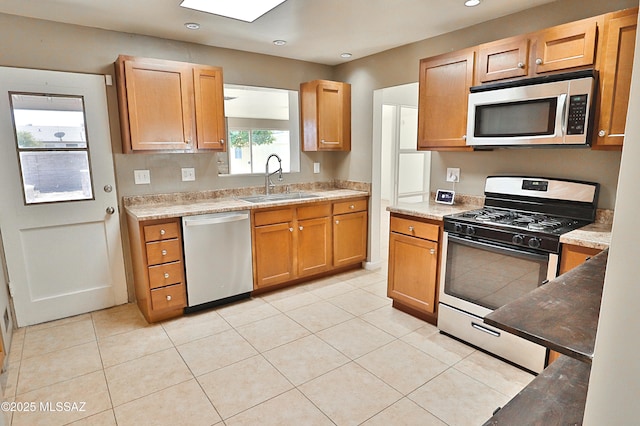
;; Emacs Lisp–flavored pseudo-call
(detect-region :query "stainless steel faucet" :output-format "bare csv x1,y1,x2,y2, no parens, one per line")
265,154,283,195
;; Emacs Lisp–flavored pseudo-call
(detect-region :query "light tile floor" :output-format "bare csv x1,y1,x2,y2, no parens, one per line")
0,268,534,426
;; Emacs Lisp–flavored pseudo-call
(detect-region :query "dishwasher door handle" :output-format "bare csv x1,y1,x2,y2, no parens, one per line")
183,213,249,227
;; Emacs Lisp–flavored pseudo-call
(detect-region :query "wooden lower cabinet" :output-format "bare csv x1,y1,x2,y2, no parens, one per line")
252,197,368,292
387,214,441,324
127,217,187,323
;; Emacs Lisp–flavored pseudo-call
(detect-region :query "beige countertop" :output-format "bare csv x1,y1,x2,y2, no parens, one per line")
386,199,481,222
560,222,612,250
124,189,369,221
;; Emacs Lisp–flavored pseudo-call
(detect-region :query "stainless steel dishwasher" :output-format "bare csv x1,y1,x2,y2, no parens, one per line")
182,211,253,312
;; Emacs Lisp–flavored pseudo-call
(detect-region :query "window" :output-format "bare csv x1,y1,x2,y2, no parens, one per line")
217,85,300,175
10,93,93,204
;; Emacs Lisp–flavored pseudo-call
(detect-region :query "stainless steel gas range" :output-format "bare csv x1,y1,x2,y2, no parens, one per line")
438,176,599,373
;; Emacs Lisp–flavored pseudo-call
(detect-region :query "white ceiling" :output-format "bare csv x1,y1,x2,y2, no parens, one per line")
0,0,557,66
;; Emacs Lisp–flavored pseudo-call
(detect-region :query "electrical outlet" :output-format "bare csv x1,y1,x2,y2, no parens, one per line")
134,169,150,185
181,167,196,182
446,168,460,183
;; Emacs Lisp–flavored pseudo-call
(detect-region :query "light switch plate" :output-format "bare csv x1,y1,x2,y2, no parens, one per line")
134,169,150,185
313,162,320,174
181,167,196,181
446,168,460,183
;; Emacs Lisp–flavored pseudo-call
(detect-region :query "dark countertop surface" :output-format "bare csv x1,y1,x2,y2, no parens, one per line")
483,355,591,425
484,249,608,363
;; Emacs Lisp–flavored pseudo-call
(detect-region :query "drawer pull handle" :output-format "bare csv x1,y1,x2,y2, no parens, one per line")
160,229,166,235
164,273,170,279
408,226,414,232
535,58,543,65
299,226,303,231
161,250,167,256
517,62,525,69
166,295,172,301
471,322,501,337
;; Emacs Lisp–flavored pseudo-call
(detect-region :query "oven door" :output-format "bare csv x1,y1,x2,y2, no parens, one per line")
439,231,558,318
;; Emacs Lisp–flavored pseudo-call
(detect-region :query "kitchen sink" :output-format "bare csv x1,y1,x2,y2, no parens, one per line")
238,192,321,203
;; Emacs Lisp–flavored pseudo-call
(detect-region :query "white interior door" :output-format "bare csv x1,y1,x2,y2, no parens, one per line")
0,67,127,327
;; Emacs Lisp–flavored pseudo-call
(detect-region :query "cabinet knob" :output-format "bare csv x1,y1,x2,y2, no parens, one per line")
220,139,225,145
166,295,172,301
160,229,166,236
462,135,467,140
408,226,414,232
429,248,436,255
350,205,355,209
164,273,170,279
335,220,340,225
517,62,525,69
598,130,606,137
535,58,543,65
161,249,167,256
299,226,303,231
289,227,294,232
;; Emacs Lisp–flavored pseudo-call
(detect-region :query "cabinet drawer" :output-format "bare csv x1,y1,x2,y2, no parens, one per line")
390,217,439,241
148,261,184,289
144,222,180,242
254,208,294,226
146,239,182,265
298,203,331,220
333,198,367,215
150,283,186,311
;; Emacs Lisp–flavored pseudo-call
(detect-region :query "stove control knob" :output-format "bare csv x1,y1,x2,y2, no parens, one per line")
466,226,476,236
528,237,541,249
454,223,463,233
512,234,525,245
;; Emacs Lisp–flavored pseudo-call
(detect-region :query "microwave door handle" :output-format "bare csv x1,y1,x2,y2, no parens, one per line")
558,93,568,136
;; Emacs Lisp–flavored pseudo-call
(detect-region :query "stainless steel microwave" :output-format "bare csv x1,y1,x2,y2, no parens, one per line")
466,70,597,148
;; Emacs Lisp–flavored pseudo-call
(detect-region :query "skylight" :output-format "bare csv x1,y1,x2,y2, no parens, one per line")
180,0,287,23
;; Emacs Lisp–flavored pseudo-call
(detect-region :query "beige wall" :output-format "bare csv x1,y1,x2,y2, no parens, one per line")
334,0,638,209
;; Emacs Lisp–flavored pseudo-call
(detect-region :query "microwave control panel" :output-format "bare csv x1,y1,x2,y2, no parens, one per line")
567,94,588,135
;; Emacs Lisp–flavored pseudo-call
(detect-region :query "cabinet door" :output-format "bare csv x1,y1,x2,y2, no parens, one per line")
417,49,475,151
298,216,332,277
193,66,227,151
477,36,529,83
122,59,194,151
532,18,598,74
387,232,438,314
316,81,351,151
594,10,637,149
333,211,367,267
559,244,602,275
254,222,295,289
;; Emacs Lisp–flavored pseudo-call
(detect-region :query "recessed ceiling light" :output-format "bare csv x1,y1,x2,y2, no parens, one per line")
273,40,287,46
340,53,353,59
464,0,481,6
180,0,287,23
184,22,200,30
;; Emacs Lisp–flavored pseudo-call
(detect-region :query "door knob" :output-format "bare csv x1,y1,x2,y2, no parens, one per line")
106,206,115,215
103,184,113,193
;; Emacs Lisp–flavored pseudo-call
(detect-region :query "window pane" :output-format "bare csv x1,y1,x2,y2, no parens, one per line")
19,151,92,204
251,130,290,174
11,94,88,149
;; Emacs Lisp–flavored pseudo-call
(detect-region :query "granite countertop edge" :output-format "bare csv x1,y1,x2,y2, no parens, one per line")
124,189,369,221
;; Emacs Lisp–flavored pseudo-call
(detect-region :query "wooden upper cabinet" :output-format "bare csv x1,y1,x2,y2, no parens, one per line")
532,17,599,74
193,66,227,151
300,80,351,152
477,36,530,83
417,48,475,151
115,55,226,153
593,8,638,149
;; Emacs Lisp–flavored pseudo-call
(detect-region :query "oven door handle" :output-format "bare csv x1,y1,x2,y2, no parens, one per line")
472,322,501,337
447,234,549,263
